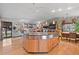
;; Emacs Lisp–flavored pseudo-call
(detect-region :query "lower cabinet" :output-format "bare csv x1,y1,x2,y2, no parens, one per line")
39,40,48,52
23,38,59,53
28,39,39,52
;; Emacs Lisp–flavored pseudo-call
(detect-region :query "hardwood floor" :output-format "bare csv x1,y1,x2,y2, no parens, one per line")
48,40,79,55
0,37,79,55
0,37,27,55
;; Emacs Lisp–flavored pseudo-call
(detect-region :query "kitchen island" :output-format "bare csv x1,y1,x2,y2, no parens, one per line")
23,32,60,53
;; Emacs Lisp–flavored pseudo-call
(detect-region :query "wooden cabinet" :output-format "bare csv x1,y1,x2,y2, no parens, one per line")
28,39,38,52
23,38,39,52
23,37,59,53
39,40,48,52
23,32,59,53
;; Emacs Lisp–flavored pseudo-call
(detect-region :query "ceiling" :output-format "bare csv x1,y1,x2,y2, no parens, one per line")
0,3,79,23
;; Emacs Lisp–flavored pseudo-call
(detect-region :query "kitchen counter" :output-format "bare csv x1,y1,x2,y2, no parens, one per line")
26,32,58,39
23,32,60,53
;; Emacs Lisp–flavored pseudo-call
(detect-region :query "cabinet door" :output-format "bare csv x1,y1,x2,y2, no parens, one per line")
48,39,52,51
28,39,39,52
39,40,48,52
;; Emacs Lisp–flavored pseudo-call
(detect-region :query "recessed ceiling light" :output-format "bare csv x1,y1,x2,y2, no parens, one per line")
67,7,72,10
58,8,62,12
51,10,55,13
